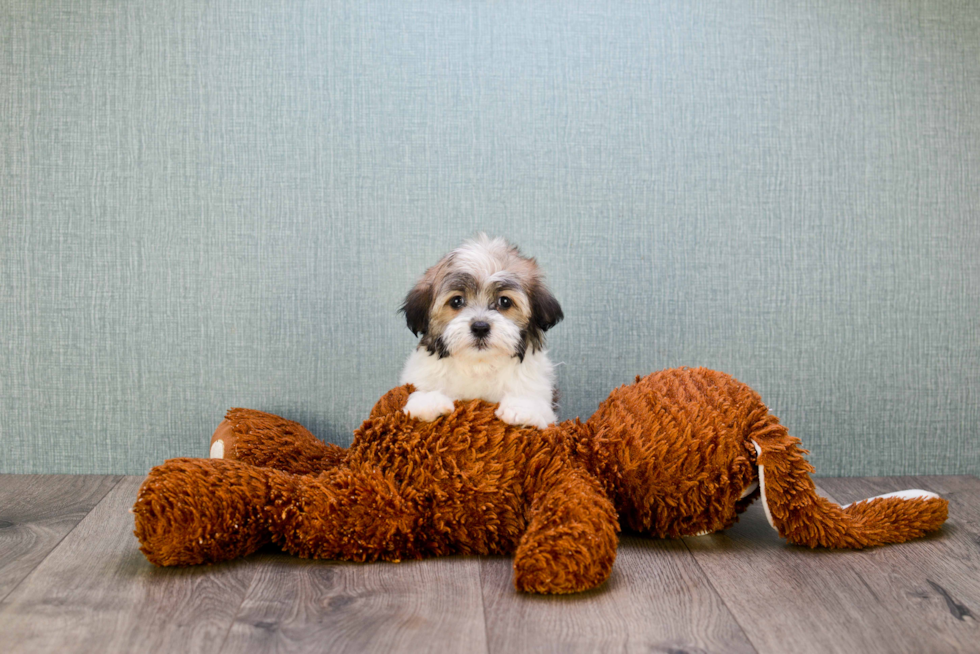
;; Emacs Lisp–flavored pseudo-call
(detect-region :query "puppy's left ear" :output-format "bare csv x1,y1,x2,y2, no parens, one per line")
530,282,563,332
400,282,432,336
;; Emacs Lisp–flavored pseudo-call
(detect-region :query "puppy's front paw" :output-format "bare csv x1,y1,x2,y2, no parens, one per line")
495,397,556,430
403,390,456,422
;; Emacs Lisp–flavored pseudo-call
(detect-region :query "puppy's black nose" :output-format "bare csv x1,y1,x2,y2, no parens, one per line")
470,321,491,338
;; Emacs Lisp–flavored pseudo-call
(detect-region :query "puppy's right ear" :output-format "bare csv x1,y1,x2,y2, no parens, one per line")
400,282,432,336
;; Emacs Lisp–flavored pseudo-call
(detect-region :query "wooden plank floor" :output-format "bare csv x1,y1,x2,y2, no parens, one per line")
0,475,977,653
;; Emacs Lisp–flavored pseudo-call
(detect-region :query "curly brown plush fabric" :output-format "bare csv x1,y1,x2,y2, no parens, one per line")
216,408,346,475
133,367,948,594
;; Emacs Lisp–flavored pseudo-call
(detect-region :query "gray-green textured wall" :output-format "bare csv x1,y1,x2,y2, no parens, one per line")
2,0,978,475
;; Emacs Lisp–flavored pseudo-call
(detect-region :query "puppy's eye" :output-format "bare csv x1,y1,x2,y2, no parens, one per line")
449,296,465,310
497,296,512,310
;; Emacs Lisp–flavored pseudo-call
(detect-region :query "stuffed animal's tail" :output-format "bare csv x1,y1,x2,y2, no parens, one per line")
748,415,948,548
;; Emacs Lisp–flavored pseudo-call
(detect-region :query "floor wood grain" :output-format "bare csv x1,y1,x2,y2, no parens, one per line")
0,475,121,601
481,536,756,654
817,476,980,652
0,474,976,653
0,477,257,654
684,478,980,654
220,554,488,654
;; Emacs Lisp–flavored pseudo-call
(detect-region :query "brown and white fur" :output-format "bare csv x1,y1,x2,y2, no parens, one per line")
399,235,563,429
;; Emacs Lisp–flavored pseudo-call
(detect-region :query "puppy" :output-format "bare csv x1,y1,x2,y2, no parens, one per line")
399,234,563,429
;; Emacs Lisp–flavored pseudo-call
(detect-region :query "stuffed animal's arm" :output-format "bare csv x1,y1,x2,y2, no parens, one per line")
513,466,619,594
210,408,346,475
208,386,417,474
369,384,417,418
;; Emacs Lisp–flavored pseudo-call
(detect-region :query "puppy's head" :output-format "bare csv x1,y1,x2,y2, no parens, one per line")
401,234,563,360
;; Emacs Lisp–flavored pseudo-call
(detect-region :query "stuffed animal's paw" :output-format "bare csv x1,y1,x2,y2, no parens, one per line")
134,458,274,566
495,397,556,430
403,390,455,422
209,420,237,459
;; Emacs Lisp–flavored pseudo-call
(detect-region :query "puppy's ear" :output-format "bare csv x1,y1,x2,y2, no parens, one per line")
400,282,432,336
529,282,563,332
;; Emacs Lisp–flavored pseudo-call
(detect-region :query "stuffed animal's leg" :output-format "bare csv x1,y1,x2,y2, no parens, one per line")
267,465,432,562
749,417,948,548
513,467,619,594
210,408,346,475
134,458,288,566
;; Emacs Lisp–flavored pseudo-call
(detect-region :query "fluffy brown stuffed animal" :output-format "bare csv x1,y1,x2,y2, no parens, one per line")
133,367,948,594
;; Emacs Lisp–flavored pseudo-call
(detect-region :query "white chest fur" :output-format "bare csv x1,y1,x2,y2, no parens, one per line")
399,347,555,404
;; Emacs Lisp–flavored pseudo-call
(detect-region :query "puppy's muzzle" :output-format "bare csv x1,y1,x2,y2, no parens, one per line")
470,320,491,340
